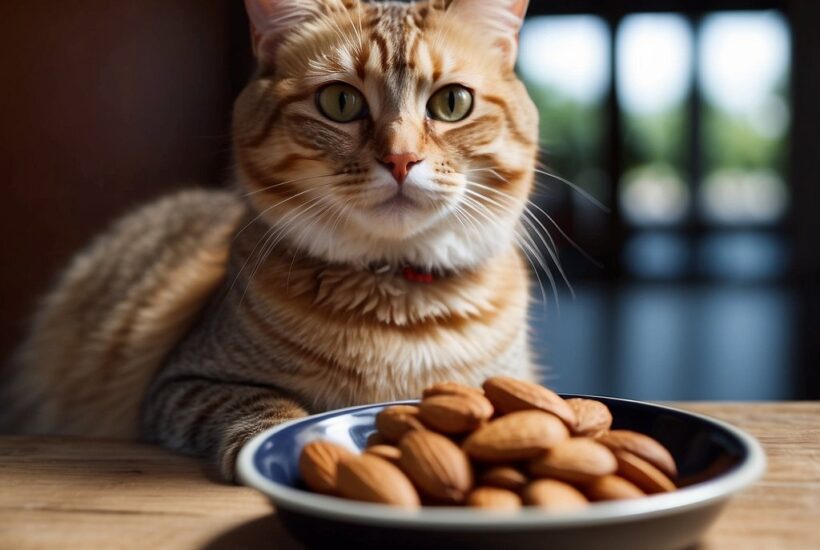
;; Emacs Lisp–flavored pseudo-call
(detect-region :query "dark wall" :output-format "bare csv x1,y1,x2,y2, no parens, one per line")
0,1,249,364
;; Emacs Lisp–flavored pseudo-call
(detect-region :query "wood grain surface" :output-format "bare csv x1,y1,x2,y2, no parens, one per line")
0,403,818,549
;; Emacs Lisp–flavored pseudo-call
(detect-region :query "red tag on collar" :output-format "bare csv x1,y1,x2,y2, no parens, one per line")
402,266,434,284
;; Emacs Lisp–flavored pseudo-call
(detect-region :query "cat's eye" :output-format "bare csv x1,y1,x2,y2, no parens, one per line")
317,84,367,123
427,84,474,122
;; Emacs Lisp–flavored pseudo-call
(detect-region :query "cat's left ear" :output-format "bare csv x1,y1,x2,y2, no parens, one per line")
445,0,529,68
245,0,359,66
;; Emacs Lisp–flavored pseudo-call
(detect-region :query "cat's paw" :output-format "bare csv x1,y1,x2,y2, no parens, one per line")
218,434,251,483
216,401,308,483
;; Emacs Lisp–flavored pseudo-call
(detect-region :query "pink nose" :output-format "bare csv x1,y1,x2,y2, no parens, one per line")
379,153,422,185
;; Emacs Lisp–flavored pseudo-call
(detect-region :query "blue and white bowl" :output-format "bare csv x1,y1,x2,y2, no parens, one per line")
238,396,765,550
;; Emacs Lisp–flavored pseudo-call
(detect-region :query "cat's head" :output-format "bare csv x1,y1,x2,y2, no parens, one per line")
234,0,538,271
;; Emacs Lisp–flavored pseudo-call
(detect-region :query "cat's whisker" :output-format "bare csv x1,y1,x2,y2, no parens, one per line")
458,194,558,310
454,198,550,308
327,201,352,238
227,183,335,302
309,4,362,61
465,167,512,185
461,183,572,298
462,186,572,301
341,2,365,47
458,197,560,311
238,194,329,307
240,196,329,306
467,164,569,206
255,194,330,271
242,173,341,198
523,202,603,268
463,178,599,273
286,199,340,290
518,213,574,300
511,229,551,310
533,168,609,213
459,187,563,299
234,204,308,306
449,204,479,239
224,223,279,308
460,197,548,276
452,201,501,250
232,178,340,245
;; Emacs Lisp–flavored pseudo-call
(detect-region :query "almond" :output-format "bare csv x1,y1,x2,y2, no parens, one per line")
584,475,645,501
479,466,529,492
464,410,570,462
399,430,474,503
422,381,485,399
336,454,420,508
482,377,577,429
466,487,522,510
566,398,612,437
366,432,389,448
298,440,354,494
529,438,617,484
375,405,426,443
419,393,494,434
597,430,677,478
615,451,676,494
522,479,589,510
365,444,402,465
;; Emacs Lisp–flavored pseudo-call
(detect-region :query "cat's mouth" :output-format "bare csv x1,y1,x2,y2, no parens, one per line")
353,186,448,240
375,193,419,211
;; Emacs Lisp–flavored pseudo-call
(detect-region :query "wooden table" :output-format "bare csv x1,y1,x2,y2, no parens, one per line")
1,403,818,549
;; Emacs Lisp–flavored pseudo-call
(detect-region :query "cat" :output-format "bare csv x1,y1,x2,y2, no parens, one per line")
0,0,540,481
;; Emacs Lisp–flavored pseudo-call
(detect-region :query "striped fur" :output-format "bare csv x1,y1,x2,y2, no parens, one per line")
1,0,540,481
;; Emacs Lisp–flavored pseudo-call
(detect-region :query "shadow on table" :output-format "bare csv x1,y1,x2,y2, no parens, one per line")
201,514,303,550
201,514,709,550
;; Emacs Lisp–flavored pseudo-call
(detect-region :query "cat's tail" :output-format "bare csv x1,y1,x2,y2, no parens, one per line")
0,189,246,438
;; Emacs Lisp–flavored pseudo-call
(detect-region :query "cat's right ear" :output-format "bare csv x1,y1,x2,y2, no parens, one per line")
244,0,323,66
436,0,529,69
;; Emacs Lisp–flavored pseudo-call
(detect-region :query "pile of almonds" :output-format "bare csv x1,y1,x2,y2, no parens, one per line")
298,377,678,511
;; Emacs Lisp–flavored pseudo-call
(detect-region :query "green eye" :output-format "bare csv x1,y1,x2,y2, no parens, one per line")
427,84,474,122
317,84,367,123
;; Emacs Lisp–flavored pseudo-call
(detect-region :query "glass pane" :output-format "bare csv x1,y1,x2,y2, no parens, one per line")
697,231,789,281
518,15,612,276
518,16,611,249
699,11,791,226
617,14,693,227
623,232,691,280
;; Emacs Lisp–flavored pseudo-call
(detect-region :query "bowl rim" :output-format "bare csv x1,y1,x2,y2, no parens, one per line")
237,395,766,530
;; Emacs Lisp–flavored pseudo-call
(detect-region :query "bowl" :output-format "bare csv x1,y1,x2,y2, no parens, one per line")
237,395,765,550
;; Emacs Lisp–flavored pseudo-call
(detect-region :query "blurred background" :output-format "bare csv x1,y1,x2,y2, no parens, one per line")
1,0,817,401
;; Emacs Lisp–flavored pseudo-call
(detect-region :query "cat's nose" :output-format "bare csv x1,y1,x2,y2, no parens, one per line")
379,153,423,185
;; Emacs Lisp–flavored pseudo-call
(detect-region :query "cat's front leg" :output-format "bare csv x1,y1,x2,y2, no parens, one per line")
141,377,307,481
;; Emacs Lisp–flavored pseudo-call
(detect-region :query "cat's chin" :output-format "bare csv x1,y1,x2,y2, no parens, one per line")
374,193,419,212
288,207,519,273
352,170,451,241
358,200,443,241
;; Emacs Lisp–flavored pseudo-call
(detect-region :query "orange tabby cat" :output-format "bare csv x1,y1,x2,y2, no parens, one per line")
0,0,539,480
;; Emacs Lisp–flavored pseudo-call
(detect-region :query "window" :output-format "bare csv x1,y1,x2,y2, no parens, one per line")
518,4,798,401
518,8,792,283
